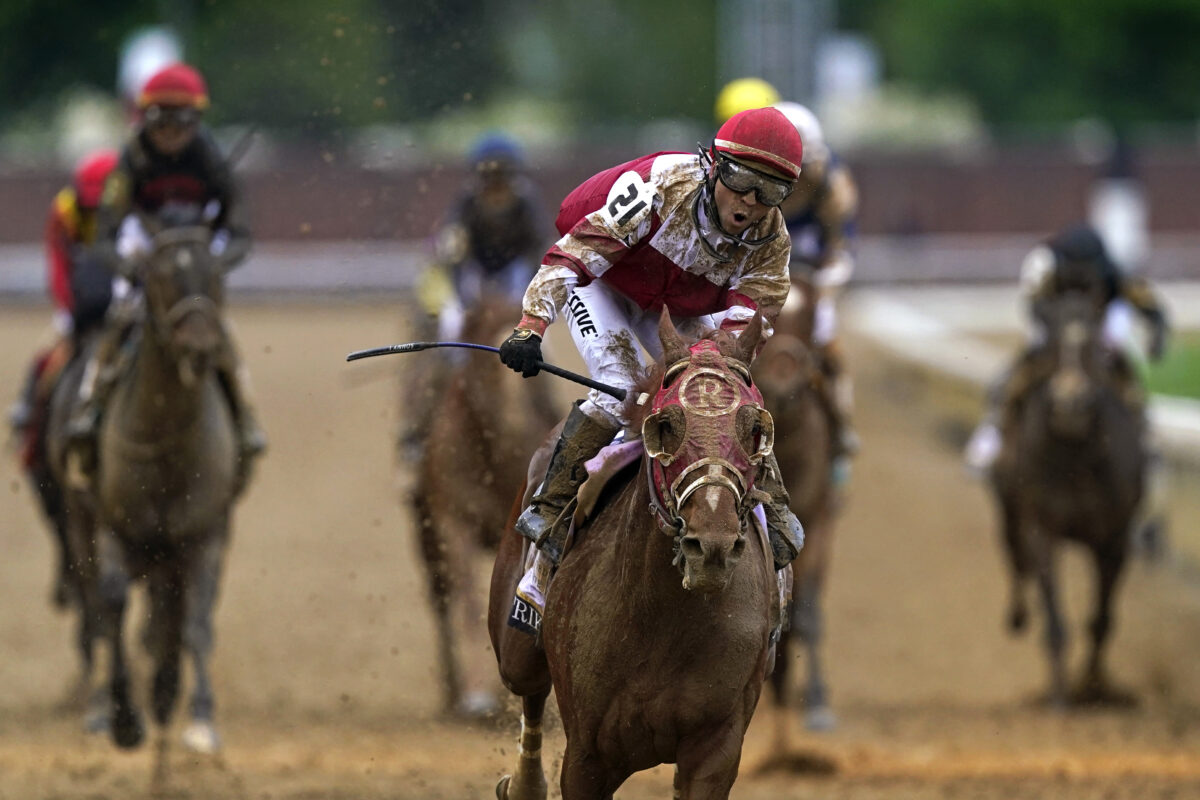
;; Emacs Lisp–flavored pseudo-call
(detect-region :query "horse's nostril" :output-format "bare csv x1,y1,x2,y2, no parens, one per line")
680,537,704,561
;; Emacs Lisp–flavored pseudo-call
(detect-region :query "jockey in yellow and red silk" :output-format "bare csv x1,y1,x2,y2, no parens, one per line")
497,106,807,571
66,62,265,484
9,150,119,466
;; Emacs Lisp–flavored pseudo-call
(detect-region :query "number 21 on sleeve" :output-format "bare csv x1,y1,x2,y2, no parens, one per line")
601,171,654,235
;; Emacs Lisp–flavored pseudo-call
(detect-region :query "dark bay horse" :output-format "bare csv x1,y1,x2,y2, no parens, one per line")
46,225,240,765
409,294,559,717
990,291,1145,707
753,277,840,733
489,311,779,800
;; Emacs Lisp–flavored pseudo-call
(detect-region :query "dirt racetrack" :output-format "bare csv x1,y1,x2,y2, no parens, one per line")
2,299,1199,800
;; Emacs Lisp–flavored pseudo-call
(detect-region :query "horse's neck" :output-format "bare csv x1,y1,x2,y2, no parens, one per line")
591,463,686,600
117,327,205,433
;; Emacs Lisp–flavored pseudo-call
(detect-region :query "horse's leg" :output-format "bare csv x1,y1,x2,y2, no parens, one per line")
148,563,185,728
1030,529,1067,708
414,495,465,715
794,573,835,731
448,518,498,717
766,627,792,749
65,495,108,729
559,739,617,800
999,492,1030,633
490,487,553,800
674,727,744,800
181,527,228,753
96,529,143,748
145,561,186,791
1077,543,1133,705
495,690,550,800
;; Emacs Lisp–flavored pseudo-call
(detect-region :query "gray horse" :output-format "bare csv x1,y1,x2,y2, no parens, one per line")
46,225,240,766
990,291,1145,707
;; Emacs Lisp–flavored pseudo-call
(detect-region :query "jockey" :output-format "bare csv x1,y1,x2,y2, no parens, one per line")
497,106,807,571
66,62,265,482
9,150,119,462
772,100,861,469
400,133,550,462
428,132,547,341
964,223,1170,475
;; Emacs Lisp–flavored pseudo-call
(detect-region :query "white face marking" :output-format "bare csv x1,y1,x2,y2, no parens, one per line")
706,486,722,511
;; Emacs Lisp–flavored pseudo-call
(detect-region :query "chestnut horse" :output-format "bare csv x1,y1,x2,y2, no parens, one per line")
753,277,840,732
489,310,779,800
45,225,240,770
409,294,559,717
990,291,1145,706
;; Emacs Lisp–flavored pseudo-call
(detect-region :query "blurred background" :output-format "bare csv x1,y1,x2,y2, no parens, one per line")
0,0,1197,275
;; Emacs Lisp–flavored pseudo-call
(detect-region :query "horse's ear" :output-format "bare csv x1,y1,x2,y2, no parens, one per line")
733,310,764,364
658,307,688,366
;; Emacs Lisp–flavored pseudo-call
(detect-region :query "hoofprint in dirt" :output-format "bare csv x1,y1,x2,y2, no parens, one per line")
1,302,1199,799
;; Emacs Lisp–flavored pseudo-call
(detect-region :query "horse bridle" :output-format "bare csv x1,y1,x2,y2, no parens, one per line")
641,346,774,549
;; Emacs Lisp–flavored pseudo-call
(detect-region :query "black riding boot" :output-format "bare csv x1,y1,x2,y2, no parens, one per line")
756,452,805,571
516,402,619,565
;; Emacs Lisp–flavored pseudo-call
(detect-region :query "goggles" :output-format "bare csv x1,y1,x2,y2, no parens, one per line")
714,153,793,207
144,105,201,130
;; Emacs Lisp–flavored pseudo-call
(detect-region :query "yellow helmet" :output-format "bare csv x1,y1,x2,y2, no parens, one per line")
714,77,781,124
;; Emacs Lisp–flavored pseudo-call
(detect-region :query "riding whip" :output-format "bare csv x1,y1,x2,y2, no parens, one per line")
346,341,627,401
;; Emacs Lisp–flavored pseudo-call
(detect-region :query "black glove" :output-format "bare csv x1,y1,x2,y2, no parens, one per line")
499,328,543,377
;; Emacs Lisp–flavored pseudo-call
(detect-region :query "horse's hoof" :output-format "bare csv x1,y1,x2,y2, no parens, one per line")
111,708,145,749
805,705,837,732
495,775,511,800
181,720,221,754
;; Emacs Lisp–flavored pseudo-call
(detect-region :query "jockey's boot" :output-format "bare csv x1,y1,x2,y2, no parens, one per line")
65,315,135,484
217,363,267,465
516,402,619,565
757,452,805,571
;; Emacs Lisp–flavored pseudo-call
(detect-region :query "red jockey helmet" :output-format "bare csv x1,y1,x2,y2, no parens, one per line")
138,63,209,110
73,149,120,209
712,106,804,180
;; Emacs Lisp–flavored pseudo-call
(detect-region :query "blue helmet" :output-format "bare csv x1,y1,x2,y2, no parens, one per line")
469,133,523,171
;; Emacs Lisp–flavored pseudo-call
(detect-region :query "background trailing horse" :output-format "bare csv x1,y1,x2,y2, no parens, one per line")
45,224,243,774
488,310,780,800
990,290,1145,707
408,293,559,718
753,277,841,734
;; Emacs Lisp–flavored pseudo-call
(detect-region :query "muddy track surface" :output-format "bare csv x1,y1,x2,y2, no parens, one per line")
2,302,1198,800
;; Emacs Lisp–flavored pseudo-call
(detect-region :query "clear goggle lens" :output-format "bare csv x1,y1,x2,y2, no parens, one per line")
715,155,793,207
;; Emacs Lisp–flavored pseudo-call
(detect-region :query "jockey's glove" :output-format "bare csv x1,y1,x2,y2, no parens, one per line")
499,328,542,377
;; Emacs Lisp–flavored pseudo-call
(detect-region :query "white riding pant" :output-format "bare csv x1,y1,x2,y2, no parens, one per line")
565,280,716,429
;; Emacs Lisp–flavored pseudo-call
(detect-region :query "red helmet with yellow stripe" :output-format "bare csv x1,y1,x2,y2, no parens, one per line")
138,63,209,110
